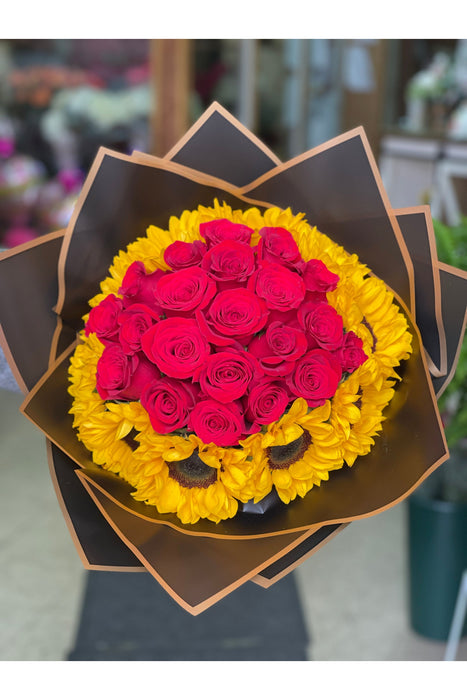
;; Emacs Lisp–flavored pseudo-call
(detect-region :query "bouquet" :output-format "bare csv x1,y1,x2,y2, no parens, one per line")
1,103,465,615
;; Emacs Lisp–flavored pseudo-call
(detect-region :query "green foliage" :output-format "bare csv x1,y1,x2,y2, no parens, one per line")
433,217,467,451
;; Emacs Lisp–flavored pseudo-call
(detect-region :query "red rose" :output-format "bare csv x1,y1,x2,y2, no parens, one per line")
265,321,308,361
202,288,269,340
251,262,305,311
286,348,342,407
125,353,163,400
96,346,160,401
155,266,216,314
200,218,254,247
141,317,210,379
118,303,160,354
201,240,255,286
163,240,206,270
302,259,339,292
298,300,344,351
85,294,123,344
96,345,136,400
245,378,290,428
119,261,165,310
258,226,304,270
141,376,197,433
195,349,261,402
188,399,246,447
247,332,296,376
334,331,368,373
248,328,301,376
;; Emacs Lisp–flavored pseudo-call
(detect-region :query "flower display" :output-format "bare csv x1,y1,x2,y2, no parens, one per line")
1,103,464,614
68,202,412,524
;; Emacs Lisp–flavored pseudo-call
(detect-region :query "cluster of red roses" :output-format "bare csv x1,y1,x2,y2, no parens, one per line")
85,220,368,447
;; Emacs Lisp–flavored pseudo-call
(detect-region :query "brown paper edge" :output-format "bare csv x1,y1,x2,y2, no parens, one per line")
45,440,144,572
394,205,447,378
238,127,417,317
0,326,28,395
0,229,65,263
52,146,280,339
434,260,467,400
77,471,318,615
252,523,349,588
0,230,66,393
163,100,282,165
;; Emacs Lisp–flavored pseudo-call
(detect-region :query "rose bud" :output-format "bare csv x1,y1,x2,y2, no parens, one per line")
141,317,211,379
96,346,160,401
200,218,254,247
141,376,198,433
258,226,304,271
334,331,368,373
118,303,160,354
286,348,342,407
248,332,298,377
188,398,246,447
119,260,165,311
85,294,123,344
298,300,344,351
163,240,207,270
302,259,339,292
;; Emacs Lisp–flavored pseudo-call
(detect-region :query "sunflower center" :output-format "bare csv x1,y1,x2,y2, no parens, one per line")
168,449,218,488
266,430,312,469
362,317,377,352
123,429,139,450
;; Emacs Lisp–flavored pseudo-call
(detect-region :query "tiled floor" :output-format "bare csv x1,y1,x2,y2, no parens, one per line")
0,385,466,661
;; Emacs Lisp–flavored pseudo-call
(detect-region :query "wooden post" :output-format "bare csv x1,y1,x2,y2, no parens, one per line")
150,39,191,156
340,40,390,158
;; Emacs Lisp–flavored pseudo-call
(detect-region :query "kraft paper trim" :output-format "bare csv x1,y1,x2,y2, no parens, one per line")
435,260,467,399
77,472,315,615
253,524,348,588
394,205,447,379
238,127,416,318
164,101,282,166
0,327,28,395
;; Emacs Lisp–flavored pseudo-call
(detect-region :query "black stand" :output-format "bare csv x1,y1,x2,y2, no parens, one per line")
68,571,310,661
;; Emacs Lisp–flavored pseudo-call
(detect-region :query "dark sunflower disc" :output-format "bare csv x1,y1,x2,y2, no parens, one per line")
266,430,312,469
168,449,218,489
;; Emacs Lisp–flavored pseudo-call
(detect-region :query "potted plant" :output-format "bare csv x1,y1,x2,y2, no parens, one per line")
408,216,467,641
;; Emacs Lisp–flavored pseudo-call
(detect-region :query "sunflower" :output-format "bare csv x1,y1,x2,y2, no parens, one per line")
68,202,413,523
